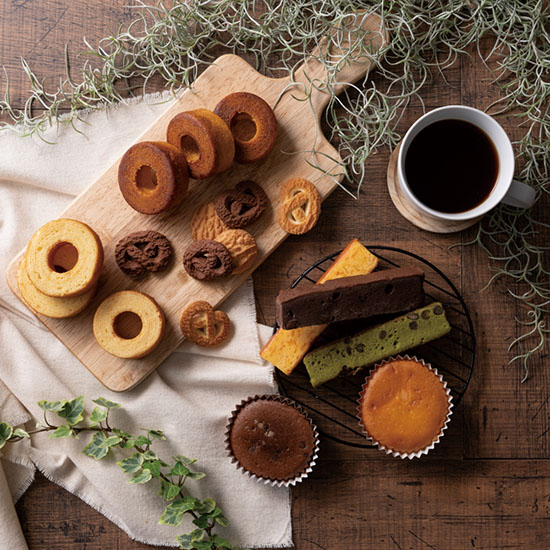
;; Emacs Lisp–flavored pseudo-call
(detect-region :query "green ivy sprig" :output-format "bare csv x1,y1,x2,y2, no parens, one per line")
0,396,235,550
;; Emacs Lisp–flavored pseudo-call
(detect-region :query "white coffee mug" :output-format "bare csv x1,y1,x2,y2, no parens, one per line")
397,105,536,221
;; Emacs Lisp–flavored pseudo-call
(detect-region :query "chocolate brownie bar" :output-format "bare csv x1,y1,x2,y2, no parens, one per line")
276,267,425,329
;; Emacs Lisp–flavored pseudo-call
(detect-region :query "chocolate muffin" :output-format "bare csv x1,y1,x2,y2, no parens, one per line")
226,395,319,486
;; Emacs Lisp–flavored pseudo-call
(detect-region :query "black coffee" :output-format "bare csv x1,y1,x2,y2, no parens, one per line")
404,119,499,213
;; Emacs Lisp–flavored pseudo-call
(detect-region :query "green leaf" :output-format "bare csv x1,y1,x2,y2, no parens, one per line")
163,482,181,501
144,460,161,479
191,528,206,542
193,514,210,529
215,515,230,527
112,428,132,439
170,461,190,477
118,453,143,475
82,432,109,460
37,400,66,412
176,533,194,550
210,534,232,548
0,423,13,449
100,435,122,448
193,541,213,550
142,450,157,461
93,397,120,409
89,407,108,426
121,438,136,449
57,396,84,426
147,429,166,440
197,498,215,514
129,470,152,484
176,529,205,549
135,435,151,447
13,428,30,439
173,455,197,466
186,470,206,480
159,496,198,526
50,425,73,438
206,506,223,519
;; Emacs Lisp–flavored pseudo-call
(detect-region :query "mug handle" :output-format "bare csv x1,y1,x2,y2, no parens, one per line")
501,179,536,209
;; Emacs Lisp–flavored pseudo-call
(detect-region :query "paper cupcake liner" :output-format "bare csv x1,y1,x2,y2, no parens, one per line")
225,394,320,488
357,355,453,460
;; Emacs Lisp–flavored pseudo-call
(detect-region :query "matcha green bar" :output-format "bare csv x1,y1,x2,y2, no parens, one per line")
303,302,451,387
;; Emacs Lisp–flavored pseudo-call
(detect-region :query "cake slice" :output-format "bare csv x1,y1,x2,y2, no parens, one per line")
303,302,451,387
260,239,379,374
276,266,425,329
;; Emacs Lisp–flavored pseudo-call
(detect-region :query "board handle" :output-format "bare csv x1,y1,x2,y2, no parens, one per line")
290,12,387,114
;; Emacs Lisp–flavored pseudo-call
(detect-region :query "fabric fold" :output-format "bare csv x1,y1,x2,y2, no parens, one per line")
0,93,291,549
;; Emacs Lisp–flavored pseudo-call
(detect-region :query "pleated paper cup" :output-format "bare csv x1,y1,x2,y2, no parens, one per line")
357,355,453,459
225,394,320,487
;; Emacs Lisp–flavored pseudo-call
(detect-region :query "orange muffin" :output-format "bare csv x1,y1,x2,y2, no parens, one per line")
357,355,452,458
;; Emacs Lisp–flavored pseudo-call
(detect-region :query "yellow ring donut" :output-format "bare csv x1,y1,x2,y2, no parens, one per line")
93,290,165,359
17,261,96,319
25,219,104,298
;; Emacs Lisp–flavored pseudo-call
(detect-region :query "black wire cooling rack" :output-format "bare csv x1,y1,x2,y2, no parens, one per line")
275,245,476,449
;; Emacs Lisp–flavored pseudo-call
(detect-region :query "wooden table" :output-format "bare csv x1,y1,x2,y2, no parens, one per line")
2,2,549,548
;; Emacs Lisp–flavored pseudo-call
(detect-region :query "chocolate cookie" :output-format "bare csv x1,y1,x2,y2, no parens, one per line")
115,230,173,278
183,239,233,280
214,180,267,229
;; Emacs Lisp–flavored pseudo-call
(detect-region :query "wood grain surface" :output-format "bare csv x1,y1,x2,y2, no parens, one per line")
1,1,549,549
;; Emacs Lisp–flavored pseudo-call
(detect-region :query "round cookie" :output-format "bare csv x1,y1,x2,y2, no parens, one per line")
179,301,231,347
17,260,96,319
214,181,268,229
191,202,228,241
183,240,233,280
166,109,235,179
93,290,165,359
215,229,258,275
115,230,173,278
277,177,321,235
25,218,104,298
214,92,278,163
118,141,189,215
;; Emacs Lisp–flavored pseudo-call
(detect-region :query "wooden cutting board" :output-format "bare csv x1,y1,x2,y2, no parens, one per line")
6,13,386,391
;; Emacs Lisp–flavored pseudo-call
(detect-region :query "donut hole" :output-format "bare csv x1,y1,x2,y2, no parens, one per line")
48,242,79,273
113,311,143,340
180,135,201,163
136,165,158,193
230,113,257,142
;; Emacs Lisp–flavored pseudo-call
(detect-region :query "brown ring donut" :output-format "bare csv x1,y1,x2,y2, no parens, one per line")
118,141,189,215
214,92,278,164
166,109,235,179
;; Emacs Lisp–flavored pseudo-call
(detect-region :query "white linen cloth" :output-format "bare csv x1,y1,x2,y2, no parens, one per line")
0,94,291,549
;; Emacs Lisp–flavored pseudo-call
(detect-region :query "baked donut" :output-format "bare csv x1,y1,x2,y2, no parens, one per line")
17,260,96,319
166,109,235,179
25,219,104,298
93,290,165,359
214,92,277,163
118,141,189,214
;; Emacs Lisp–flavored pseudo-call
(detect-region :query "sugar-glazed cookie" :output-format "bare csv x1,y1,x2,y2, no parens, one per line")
179,301,231,347
277,178,321,235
